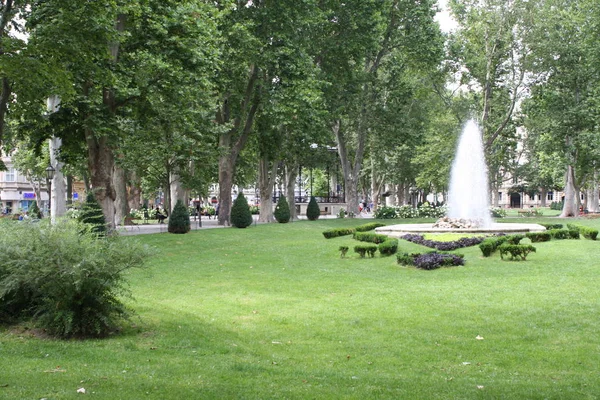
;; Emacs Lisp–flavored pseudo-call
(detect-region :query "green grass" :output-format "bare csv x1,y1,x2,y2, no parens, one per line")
2,217,600,399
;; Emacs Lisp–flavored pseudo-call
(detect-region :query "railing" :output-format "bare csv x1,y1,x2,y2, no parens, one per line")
272,195,345,204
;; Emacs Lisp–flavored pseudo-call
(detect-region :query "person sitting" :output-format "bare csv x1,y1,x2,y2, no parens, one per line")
155,207,167,223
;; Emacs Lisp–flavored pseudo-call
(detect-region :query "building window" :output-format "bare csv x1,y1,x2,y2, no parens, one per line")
547,191,554,201
5,167,15,182
498,192,503,201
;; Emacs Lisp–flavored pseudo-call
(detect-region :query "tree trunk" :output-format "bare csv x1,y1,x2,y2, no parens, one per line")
285,163,298,221
559,165,578,217
86,132,116,228
128,171,142,210
113,164,128,225
588,170,599,213
540,187,547,208
49,136,67,222
217,155,234,226
333,120,366,216
170,169,185,213
258,157,276,223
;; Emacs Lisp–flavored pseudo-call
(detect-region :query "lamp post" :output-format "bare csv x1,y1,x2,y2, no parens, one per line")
45,165,55,216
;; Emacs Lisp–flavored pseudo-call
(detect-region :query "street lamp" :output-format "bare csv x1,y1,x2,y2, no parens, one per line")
45,165,55,215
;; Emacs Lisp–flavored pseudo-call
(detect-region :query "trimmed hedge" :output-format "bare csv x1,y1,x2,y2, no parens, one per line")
353,231,389,244
526,231,551,243
378,239,399,256
323,227,356,239
168,199,191,234
567,224,598,240
540,223,563,230
396,251,464,269
355,222,386,232
274,196,291,223
354,244,378,258
306,196,320,221
401,233,485,251
498,244,536,261
479,236,509,257
548,229,569,240
339,246,349,258
231,193,253,228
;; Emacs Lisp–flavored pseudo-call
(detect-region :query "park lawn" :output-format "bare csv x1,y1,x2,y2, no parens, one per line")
1,217,599,399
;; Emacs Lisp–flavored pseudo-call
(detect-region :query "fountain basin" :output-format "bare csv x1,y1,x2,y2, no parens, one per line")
375,223,546,238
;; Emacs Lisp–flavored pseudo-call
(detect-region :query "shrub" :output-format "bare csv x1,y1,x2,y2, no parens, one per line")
540,223,563,230
78,191,107,237
274,196,291,223
526,232,552,243
354,244,378,258
491,207,507,218
337,208,346,219
401,233,485,251
413,252,464,270
339,246,349,258
566,223,580,233
231,193,253,228
580,226,598,240
396,253,416,266
306,196,320,221
378,239,399,256
498,244,536,261
355,222,386,232
29,201,42,219
550,201,564,210
322,228,356,239
168,200,191,234
548,229,569,240
396,205,417,218
0,219,148,338
505,234,525,245
353,231,389,244
479,239,496,257
568,229,581,239
373,206,397,219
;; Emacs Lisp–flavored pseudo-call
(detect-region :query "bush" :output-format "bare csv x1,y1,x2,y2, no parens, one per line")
498,244,536,261
355,222,386,232
29,201,42,219
373,206,397,219
231,193,253,228
550,201,564,210
396,253,416,266
548,229,569,240
566,223,580,233
306,196,320,221
78,191,107,237
540,223,563,230
478,236,509,257
0,219,148,338
354,244,378,258
168,200,191,233
353,231,389,244
322,227,356,239
274,196,291,223
337,208,346,219
401,233,485,251
526,232,552,243
339,246,349,258
378,239,399,256
568,229,581,239
580,226,598,240
505,234,525,245
491,207,507,218
413,252,465,270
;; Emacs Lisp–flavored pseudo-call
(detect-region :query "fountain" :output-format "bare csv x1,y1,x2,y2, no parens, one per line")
376,119,545,237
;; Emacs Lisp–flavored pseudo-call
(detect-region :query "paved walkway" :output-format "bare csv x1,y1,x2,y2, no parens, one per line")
117,213,373,236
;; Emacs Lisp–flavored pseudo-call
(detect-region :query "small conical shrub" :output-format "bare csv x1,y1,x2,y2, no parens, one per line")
274,196,290,223
168,199,191,234
78,191,107,237
231,193,253,228
306,196,320,221
29,201,42,219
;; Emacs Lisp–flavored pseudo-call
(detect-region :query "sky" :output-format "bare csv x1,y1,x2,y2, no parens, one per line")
435,0,459,33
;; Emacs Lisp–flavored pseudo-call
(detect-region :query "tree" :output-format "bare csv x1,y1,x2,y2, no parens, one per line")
230,192,252,228
168,199,190,234
78,191,107,237
274,196,290,223
306,196,320,221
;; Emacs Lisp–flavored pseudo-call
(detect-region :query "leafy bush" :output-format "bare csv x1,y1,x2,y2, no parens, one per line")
274,196,291,223
339,246,349,258
396,205,417,218
550,201,564,210
231,193,253,228
491,207,507,218
413,252,465,270
401,233,485,251
580,226,598,240
498,244,536,261
373,206,397,219
478,236,509,257
337,208,346,219
566,223,580,233
505,234,525,245
354,244,378,258
548,229,569,240
306,196,320,221
322,227,356,239
378,239,399,256
168,200,191,234
78,191,107,237
526,232,552,243
568,229,581,239
29,201,42,219
0,219,148,338
396,253,416,266
355,222,386,232
540,223,563,230
353,231,389,244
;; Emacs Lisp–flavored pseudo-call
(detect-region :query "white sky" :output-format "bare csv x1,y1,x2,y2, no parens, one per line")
435,0,458,33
